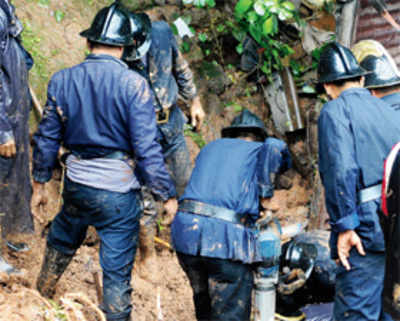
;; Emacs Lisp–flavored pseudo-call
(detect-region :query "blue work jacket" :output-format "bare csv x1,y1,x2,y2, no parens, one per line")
381,92,400,111
171,137,291,264
33,54,176,201
318,87,400,258
127,21,197,112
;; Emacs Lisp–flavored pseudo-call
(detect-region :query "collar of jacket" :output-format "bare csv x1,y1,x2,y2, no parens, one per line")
339,87,369,98
85,54,128,68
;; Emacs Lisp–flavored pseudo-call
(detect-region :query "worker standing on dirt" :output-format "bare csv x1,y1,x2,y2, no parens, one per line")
30,3,177,321
171,109,291,321
122,11,205,280
317,42,400,321
0,1,34,273
352,39,400,320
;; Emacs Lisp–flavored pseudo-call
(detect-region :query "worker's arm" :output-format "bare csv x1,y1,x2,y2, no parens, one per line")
169,24,204,130
257,137,292,199
127,75,177,204
318,104,364,269
32,77,63,184
31,77,63,212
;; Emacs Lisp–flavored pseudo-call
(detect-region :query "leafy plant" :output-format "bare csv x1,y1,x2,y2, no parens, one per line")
54,10,65,23
233,0,301,81
184,124,206,148
182,0,216,8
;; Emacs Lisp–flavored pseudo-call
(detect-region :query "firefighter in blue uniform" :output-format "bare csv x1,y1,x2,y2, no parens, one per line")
171,109,291,321
31,3,177,321
0,0,34,273
352,39,400,320
122,12,205,278
317,42,400,321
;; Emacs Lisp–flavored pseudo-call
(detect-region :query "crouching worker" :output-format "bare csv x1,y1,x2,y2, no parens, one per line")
171,109,291,321
31,3,177,321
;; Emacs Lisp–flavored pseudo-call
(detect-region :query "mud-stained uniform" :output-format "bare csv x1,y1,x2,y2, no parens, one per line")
0,1,34,239
32,54,176,321
171,137,291,321
318,87,400,321
126,21,196,226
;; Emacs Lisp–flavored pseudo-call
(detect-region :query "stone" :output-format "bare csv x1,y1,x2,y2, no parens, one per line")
277,174,293,190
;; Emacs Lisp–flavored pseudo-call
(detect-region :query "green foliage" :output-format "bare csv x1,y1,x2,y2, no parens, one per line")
225,102,244,113
198,33,208,42
184,124,206,148
233,0,302,81
182,0,215,8
21,22,50,94
54,10,65,22
38,0,50,7
180,40,191,53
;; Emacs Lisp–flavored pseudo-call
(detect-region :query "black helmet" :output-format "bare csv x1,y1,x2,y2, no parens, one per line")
80,2,136,47
280,240,317,281
352,40,400,89
123,13,152,61
221,109,268,141
318,42,370,84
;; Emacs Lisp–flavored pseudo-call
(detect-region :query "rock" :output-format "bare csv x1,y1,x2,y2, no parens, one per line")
185,41,204,64
287,176,310,208
183,7,209,28
277,174,293,190
197,61,231,95
120,0,154,10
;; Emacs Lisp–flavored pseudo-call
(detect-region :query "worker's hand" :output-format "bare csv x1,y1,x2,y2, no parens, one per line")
337,230,365,271
162,198,178,225
0,138,16,158
31,181,48,216
190,96,205,131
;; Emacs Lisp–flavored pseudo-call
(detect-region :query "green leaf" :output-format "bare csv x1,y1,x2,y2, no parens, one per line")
232,29,247,42
262,15,277,36
54,10,65,23
206,0,216,7
233,103,243,112
216,24,226,33
282,1,295,11
247,11,259,24
236,43,244,54
302,85,316,94
235,0,253,19
181,41,191,53
198,33,207,42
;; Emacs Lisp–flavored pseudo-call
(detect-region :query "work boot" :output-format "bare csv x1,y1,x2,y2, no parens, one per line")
136,223,158,283
36,244,74,298
0,255,18,274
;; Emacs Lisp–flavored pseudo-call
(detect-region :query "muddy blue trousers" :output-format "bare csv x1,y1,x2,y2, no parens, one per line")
47,178,141,321
334,249,393,321
177,252,254,321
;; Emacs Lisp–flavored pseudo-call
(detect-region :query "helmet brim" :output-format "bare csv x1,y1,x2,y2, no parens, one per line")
366,78,400,89
221,125,267,141
318,69,372,84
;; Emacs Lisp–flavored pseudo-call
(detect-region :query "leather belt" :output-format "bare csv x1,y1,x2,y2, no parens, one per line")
178,200,242,224
359,184,382,203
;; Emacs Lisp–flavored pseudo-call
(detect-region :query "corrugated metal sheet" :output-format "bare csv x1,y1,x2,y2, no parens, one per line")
355,0,400,66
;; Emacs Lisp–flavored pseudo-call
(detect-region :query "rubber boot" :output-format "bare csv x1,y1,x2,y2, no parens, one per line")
36,244,74,298
136,223,158,283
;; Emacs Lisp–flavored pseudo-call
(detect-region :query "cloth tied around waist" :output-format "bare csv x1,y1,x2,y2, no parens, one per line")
65,151,137,193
